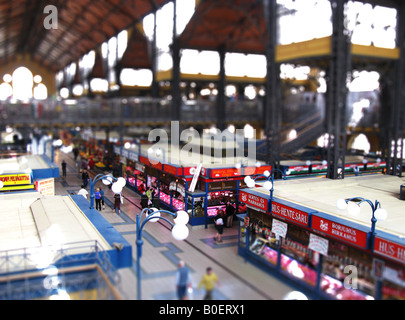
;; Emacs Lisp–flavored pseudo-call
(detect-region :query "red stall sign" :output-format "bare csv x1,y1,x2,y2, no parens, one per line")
139,155,162,170
164,164,180,176
239,190,268,212
374,237,405,264
271,201,309,226
241,165,272,176
210,168,240,178
183,166,199,176
311,215,368,248
367,162,386,169
139,156,150,165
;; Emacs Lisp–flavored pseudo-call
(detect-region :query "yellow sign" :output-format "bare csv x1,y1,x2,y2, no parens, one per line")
0,173,32,186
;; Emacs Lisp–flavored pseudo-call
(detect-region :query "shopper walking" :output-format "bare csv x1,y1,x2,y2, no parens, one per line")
61,160,67,178
146,186,153,205
213,209,225,242
140,192,149,209
198,267,221,300
152,189,160,209
73,146,79,161
81,169,89,188
95,187,102,211
175,260,192,300
225,201,235,227
77,185,88,199
99,187,105,210
113,192,121,214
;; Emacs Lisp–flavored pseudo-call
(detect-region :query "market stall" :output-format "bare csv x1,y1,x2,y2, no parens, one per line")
237,187,404,300
118,146,271,226
280,158,386,179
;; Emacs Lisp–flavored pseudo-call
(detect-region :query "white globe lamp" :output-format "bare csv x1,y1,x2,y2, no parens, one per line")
374,208,388,221
263,180,273,191
244,176,252,184
347,202,361,216
174,211,189,225
172,224,189,241
116,177,126,187
247,179,256,188
111,182,123,194
336,199,348,210
102,176,113,185
146,207,161,223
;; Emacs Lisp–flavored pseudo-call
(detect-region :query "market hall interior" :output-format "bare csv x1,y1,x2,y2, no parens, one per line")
0,0,405,300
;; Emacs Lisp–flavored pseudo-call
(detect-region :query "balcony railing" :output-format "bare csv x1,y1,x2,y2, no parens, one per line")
0,240,123,300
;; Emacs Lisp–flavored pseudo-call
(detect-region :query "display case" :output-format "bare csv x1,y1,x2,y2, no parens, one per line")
157,172,186,211
185,191,206,226
125,164,145,193
204,179,238,219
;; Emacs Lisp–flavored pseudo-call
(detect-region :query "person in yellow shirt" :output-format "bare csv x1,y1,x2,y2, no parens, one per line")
197,267,221,300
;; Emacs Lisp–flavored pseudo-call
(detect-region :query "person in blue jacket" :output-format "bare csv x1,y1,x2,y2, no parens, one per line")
99,187,105,209
95,187,102,211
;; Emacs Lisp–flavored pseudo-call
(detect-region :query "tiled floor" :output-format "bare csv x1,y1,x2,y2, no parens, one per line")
53,150,297,300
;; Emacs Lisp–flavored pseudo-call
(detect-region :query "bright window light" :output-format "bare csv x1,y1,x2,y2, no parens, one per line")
3,74,12,83
352,134,371,154
117,30,128,60
72,84,84,96
34,75,42,83
60,88,69,99
34,83,48,100
90,78,109,92
121,69,153,86
0,83,12,100
244,124,255,139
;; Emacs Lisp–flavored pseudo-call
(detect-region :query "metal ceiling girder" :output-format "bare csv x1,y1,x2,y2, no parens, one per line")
263,0,281,169
45,0,117,69
386,0,405,176
325,0,350,179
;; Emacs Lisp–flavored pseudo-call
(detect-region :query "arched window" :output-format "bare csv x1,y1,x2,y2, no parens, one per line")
0,82,12,100
34,83,48,100
13,67,33,100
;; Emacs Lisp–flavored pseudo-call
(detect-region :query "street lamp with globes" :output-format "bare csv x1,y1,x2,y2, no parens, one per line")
244,168,287,208
136,208,189,300
89,174,126,209
336,197,388,250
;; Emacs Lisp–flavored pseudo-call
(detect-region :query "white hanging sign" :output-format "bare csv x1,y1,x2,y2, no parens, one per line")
309,233,329,256
272,219,288,238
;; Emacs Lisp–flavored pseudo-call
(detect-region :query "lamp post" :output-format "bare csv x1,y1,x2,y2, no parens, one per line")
336,197,388,300
89,174,126,209
336,197,388,250
136,208,189,300
244,168,287,211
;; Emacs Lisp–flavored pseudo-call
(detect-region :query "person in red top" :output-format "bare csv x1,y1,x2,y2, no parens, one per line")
138,182,146,193
88,157,95,170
